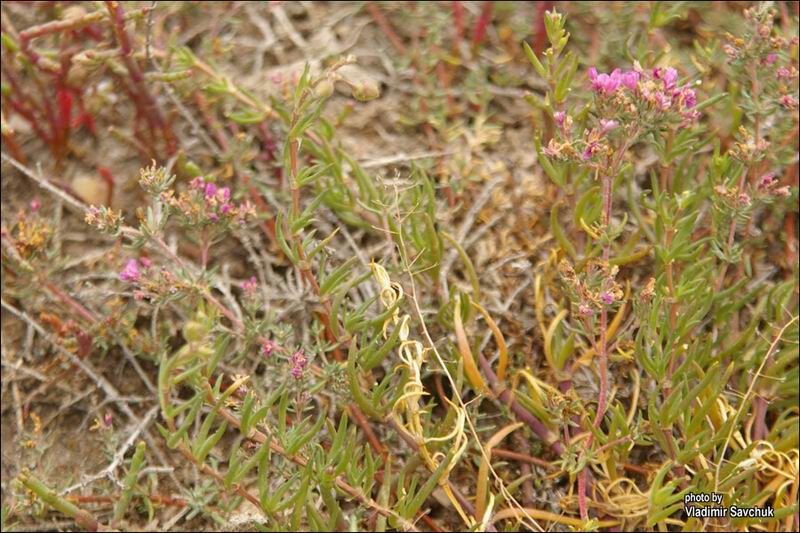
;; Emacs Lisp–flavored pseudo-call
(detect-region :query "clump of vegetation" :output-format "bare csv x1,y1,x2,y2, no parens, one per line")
1,2,797,532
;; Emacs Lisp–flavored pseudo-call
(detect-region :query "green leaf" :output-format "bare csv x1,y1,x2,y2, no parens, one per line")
523,42,547,78
226,109,267,125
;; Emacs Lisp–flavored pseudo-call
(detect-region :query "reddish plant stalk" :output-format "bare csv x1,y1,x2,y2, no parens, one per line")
477,352,564,455
578,167,615,521
366,2,407,55
471,1,494,50
104,1,176,156
452,1,465,46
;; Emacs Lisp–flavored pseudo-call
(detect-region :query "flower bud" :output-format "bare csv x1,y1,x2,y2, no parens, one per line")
182,320,207,342
351,79,380,102
314,78,335,99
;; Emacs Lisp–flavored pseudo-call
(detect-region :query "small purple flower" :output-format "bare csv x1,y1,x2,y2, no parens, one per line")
578,304,594,317
653,92,670,111
737,193,751,207
758,172,776,190
289,350,308,379
621,70,640,90
261,339,276,358
662,67,678,90
778,95,799,109
220,187,231,202
681,86,697,108
30,198,41,211
119,259,141,282
766,53,777,65
291,351,308,369
776,67,792,80
583,141,600,160
290,365,304,379
190,177,205,190
599,119,619,134
589,68,622,94
103,411,113,427
208,213,219,222
241,275,258,296
553,111,566,126
600,292,614,305
220,203,233,214
139,256,152,269
204,182,218,199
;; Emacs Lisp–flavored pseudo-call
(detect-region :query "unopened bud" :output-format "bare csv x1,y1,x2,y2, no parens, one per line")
182,321,206,342
351,79,380,102
314,78,335,99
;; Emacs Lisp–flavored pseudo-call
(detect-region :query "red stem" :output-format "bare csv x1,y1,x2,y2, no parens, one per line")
471,1,494,50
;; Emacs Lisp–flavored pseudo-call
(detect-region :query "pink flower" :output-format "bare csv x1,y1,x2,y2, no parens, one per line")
119,259,141,282
289,350,308,379
204,182,218,199
778,95,799,109
766,53,777,65
776,67,792,79
589,68,622,94
30,198,41,211
663,67,678,88
681,86,697,108
241,275,258,296
599,119,619,134
600,292,614,305
583,141,600,160
190,177,205,190
578,304,594,317
542,144,560,158
653,92,670,111
291,351,308,369
774,186,791,198
553,111,566,126
621,70,640,90
261,339,276,358
139,257,152,268
220,203,232,214
758,172,776,190
220,187,231,202
737,193,751,207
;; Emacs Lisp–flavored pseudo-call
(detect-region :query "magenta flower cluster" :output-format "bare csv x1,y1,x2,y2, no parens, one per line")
160,177,255,227
289,351,308,379
189,177,237,222
588,65,699,122
119,259,142,282
118,257,181,300
588,67,640,94
240,275,258,298
756,172,791,198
